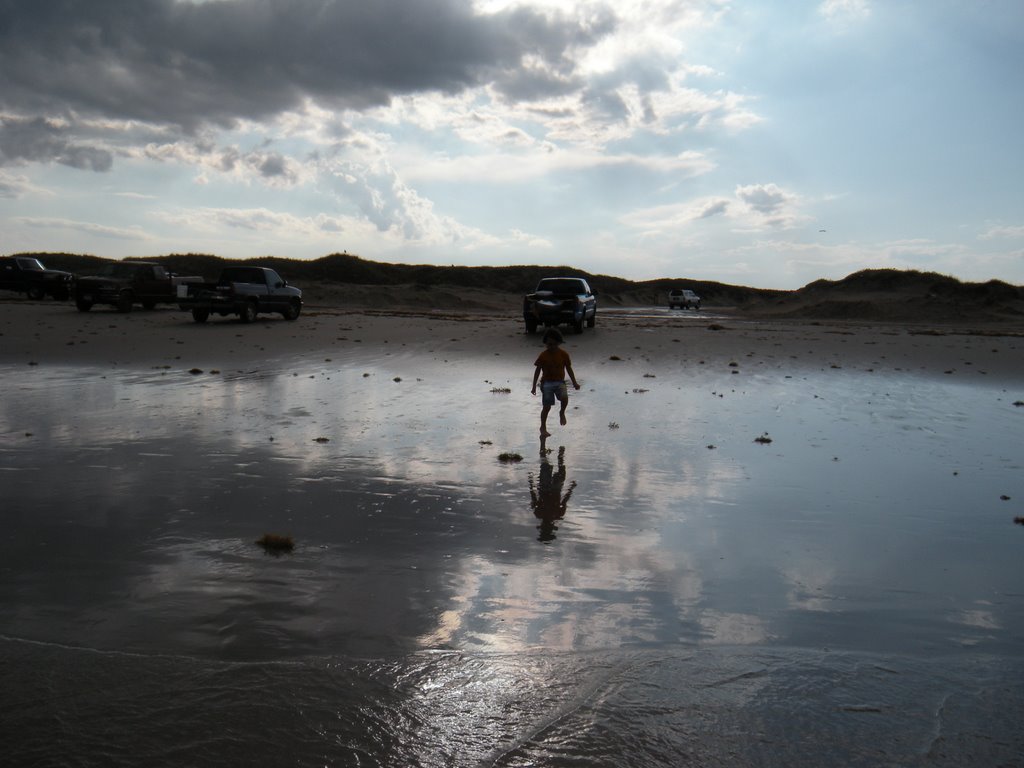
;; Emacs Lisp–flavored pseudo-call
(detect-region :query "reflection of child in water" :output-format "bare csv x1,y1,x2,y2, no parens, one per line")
529,445,576,542
531,328,581,438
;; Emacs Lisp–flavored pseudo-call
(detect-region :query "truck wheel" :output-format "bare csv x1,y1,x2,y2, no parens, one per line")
587,312,596,328
282,300,301,321
573,316,584,334
27,286,45,301
192,308,209,324
116,292,134,313
76,298,93,312
240,301,258,323
525,319,538,334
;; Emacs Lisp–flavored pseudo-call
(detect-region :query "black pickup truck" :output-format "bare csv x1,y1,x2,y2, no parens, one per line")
178,266,302,323
0,256,75,300
523,277,597,334
75,261,202,312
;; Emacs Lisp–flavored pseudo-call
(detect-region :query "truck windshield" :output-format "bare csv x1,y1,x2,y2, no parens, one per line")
538,279,586,294
99,263,144,278
219,268,267,285
15,258,44,271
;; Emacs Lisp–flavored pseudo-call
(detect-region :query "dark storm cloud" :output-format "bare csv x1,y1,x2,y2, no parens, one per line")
0,0,612,132
256,152,288,178
0,116,113,170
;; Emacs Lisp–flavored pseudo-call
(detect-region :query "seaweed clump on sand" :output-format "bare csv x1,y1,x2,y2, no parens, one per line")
256,533,295,554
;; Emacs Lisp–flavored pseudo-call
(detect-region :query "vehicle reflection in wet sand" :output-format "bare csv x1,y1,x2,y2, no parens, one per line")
530,441,576,542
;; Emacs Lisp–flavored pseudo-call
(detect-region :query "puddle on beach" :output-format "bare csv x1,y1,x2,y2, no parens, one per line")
2,350,1022,765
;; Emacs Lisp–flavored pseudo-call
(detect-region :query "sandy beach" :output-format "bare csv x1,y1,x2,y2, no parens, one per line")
3,296,1023,383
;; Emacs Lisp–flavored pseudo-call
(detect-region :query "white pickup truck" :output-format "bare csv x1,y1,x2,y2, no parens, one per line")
668,288,701,310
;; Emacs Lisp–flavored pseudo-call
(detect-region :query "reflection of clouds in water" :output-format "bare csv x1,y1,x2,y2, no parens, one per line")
135,539,263,603
699,610,773,645
951,606,1001,631
570,393,748,523
416,443,719,651
5,360,1024,659
780,561,840,613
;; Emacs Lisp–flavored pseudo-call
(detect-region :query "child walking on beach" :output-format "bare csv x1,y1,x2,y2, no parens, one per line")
531,328,581,437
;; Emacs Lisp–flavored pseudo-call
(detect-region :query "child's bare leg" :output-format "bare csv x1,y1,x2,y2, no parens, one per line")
558,395,568,425
540,405,552,436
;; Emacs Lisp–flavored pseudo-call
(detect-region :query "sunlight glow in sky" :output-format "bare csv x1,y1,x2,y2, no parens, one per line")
1,0,1021,288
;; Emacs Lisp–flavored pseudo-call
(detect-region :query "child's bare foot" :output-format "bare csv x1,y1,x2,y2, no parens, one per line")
540,428,551,437
559,412,567,426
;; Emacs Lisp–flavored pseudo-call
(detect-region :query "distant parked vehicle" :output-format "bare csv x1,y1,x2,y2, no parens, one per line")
74,261,202,312
668,288,701,310
178,266,302,323
0,256,74,300
523,277,597,334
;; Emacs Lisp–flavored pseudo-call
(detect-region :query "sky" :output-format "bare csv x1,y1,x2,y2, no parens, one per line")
1,0,1022,289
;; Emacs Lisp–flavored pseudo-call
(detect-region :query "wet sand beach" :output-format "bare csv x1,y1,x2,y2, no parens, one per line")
3,297,1023,380
2,296,1023,766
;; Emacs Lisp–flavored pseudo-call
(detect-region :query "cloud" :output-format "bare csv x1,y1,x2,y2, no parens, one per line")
154,198,547,256
734,183,806,229
507,228,554,249
620,195,731,232
620,182,808,243
818,0,871,24
0,0,603,131
18,217,150,241
873,238,967,262
698,199,729,219
0,170,46,198
402,144,713,183
0,0,767,263
981,224,1024,240
0,116,113,171
140,138,308,186
1,2,759,174
113,192,158,200
735,182,790,215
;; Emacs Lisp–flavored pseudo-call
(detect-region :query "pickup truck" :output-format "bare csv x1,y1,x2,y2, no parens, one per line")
523,277,597,334
74,261,202,312
178,266,302,323
0,256,75,300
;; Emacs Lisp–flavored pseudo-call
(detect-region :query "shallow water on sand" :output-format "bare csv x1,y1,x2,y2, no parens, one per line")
1,349,1022,765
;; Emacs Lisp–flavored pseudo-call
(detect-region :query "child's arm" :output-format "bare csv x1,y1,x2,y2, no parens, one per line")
531,365,541,394
566,363,580,389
